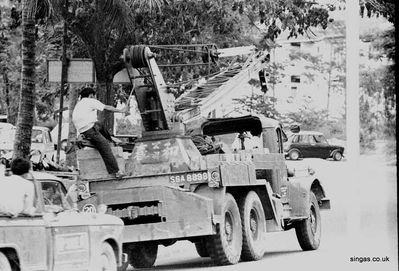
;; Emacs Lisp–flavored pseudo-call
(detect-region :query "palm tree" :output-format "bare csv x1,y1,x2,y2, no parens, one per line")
13,0,37,159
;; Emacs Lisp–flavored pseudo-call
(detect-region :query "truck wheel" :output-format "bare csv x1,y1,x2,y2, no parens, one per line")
208,193,242,265
333,151,342,161
0,252,12,271
239,191,266,261
289,150,300,160
295,192,321,250
195,239,210,257
128,242,158,269
99,242,117,271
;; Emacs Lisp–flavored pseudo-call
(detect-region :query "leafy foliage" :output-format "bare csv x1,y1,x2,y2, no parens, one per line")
359,3,396,146
233,94,280,119
282,107,345,140
360,0,395,24
39,0,331,129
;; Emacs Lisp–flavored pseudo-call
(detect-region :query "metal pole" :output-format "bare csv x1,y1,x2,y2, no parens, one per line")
345,0,360,244
345,0,360,163
56,0,68,164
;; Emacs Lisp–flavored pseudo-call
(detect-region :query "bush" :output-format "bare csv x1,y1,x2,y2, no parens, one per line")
281,107,345,140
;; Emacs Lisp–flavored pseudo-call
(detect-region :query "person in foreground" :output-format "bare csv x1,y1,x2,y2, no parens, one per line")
72,87,129,177
0,158,35,216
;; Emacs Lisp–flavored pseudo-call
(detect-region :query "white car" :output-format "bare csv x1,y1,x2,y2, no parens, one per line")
0,123,63,163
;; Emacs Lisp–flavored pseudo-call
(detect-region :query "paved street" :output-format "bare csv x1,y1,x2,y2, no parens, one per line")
128,145,397,271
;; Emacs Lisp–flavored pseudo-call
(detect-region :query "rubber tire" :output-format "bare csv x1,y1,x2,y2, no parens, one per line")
295,192,321,250
195,239,210,257
333,151,342,161
129,242,158,269
99,242,117,271
208,193,242,265
289,150,300,160
0,252,11,271
239,191,266,261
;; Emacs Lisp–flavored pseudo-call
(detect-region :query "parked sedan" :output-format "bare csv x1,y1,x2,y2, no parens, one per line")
284,131,344,161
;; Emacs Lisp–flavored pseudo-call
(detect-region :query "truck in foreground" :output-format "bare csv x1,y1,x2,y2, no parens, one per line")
0,169,127,271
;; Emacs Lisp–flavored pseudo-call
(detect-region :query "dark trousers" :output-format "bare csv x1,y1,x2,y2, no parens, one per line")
82,123,119,174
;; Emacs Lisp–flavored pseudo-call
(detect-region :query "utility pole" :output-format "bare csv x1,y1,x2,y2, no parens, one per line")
345,0,361,245
56,0,68,164
345,0,360,163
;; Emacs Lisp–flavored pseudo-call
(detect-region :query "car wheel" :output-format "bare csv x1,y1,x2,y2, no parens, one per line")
208,193,242,265
0,252,12,271
295,192,321,250
99,242,117,271
333,151,342,161
289,150,300,160
128,242,158,269
239,191,266,261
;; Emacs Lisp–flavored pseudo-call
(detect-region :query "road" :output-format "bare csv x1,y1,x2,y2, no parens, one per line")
128,146,397,271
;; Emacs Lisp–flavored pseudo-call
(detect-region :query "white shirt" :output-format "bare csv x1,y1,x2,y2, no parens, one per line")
0,175,35,216
72,98,105,133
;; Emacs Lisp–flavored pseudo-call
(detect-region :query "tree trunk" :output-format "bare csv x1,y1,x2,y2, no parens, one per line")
95,72,115,134
13,0,36,160
1,73,10,118
66,85,78,168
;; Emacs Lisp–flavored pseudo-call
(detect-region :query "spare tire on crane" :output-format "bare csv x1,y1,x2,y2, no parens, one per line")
122,45,152,68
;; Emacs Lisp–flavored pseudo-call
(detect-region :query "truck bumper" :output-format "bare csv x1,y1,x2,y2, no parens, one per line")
94,186,215,242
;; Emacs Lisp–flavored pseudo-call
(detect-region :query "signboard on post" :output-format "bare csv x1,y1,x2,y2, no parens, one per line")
47,58,140,136
47,59,132,84
47,59,95,83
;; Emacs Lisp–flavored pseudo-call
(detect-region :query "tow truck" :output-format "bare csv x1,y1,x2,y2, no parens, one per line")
76,45,331,268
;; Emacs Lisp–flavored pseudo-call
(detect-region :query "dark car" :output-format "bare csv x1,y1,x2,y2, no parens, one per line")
284,131,344,161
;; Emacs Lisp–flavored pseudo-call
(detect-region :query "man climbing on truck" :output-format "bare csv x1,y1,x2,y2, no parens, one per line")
72,87,129,177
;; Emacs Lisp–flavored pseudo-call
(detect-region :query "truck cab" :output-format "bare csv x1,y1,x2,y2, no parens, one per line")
0,169,127,271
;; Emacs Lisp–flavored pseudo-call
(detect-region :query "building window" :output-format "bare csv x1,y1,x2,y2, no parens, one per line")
291,75,301,83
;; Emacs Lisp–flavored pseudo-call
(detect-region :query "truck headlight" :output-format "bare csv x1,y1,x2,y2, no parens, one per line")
77,180,91,200
208,170,220,187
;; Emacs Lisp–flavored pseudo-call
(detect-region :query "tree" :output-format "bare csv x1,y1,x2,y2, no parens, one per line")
0,4,21,124
7,0,332,160
287,20,346,117
360,1,396,140
12,0,37,159
360,0,395,24
282,107,345,139
234,94,280,119
47,0,332,130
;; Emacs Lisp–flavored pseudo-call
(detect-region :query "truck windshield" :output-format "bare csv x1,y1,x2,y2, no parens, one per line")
41,180,71,212
212,132,262,152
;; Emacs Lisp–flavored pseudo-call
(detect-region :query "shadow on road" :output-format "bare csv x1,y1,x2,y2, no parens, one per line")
152,249,303,270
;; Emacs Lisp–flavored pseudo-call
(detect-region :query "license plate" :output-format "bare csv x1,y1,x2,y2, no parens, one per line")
169,171,209,184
